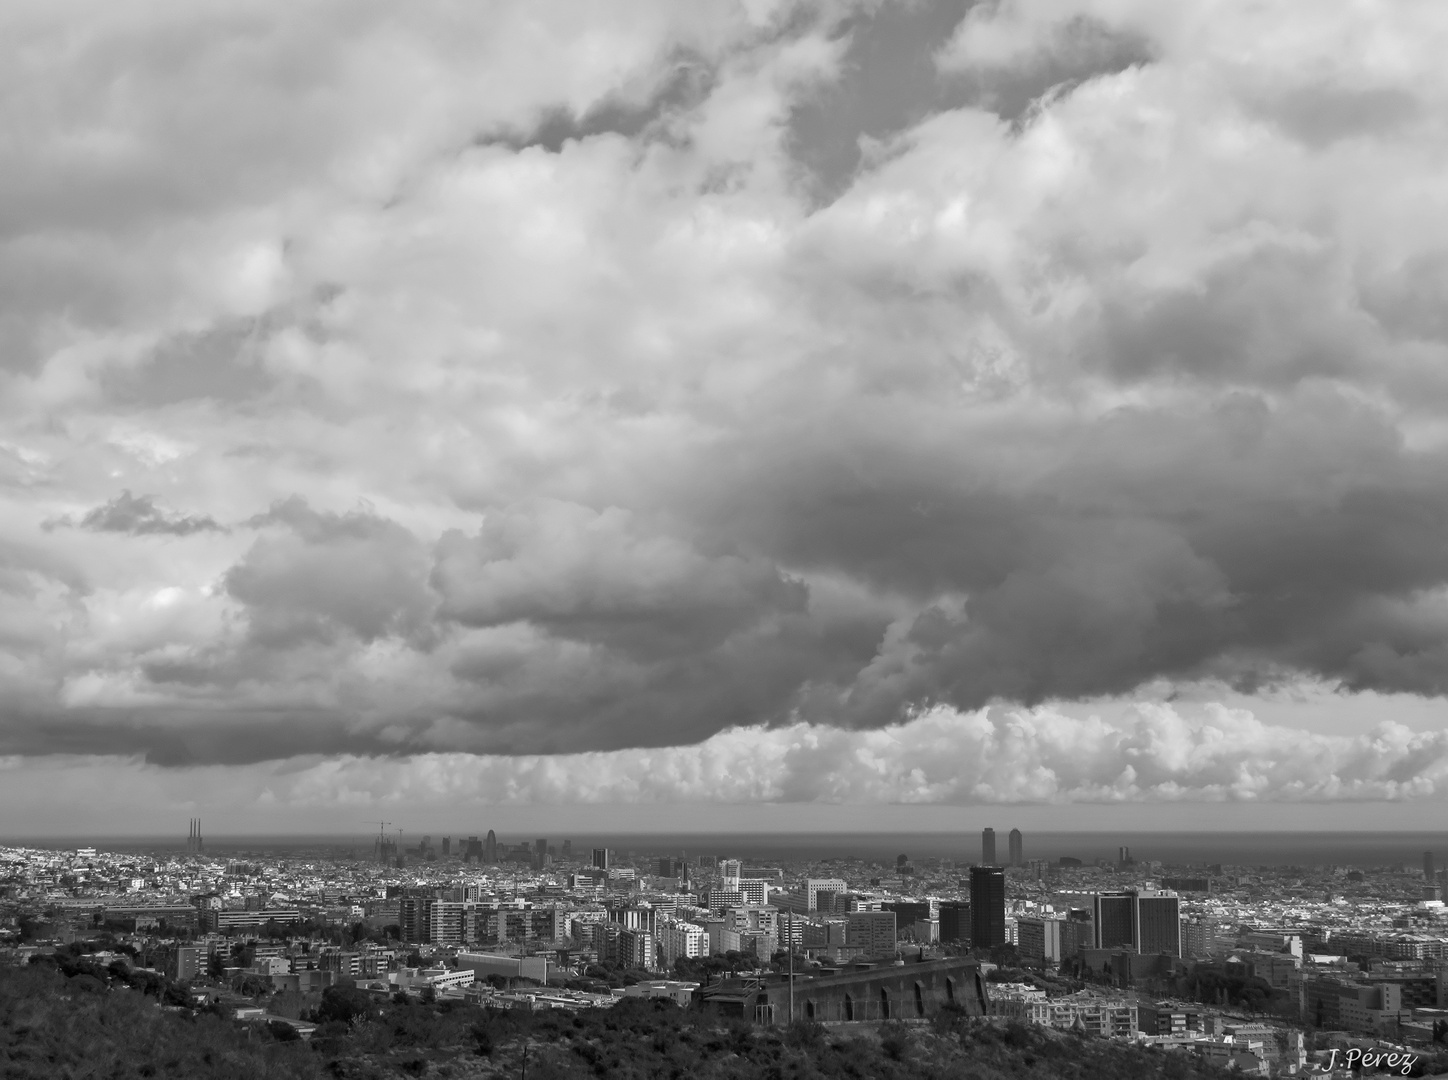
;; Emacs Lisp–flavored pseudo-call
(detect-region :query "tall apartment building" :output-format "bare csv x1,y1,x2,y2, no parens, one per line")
429,901,467,947
658,920,708,967
1181,916,1216,958
174,945,201,981
1094,893,1135,950
1017,917,1063,963
1092,890,1181,956
1136,892,1181,956
939,901,971,945
400,896,432,944
970,866,1006,948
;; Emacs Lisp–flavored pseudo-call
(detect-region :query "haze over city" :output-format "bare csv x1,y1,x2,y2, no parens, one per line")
4,0,1448,837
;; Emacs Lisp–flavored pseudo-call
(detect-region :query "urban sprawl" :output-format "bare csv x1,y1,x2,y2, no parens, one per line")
6,825,1448,1075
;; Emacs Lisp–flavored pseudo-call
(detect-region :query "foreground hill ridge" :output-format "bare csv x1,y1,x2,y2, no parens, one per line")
0,960,1257,1080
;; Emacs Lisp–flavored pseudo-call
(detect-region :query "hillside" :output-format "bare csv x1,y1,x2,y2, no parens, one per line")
0,960,1260,1079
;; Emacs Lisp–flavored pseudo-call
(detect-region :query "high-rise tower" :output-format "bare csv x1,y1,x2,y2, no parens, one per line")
1093,889,1181,956
981,828,996,866
969,866,1006,947
1008,828,1023,867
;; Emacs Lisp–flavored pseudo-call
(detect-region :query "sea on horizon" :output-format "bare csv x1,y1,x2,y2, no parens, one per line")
8,830,1448,869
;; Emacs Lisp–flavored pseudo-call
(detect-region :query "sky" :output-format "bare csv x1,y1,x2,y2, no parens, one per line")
4,0,1448,836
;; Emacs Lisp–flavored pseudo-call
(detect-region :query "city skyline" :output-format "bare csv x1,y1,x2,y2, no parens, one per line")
4,0,1448,833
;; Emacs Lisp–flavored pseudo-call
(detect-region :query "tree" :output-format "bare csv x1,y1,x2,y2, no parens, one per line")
316,984,375,1026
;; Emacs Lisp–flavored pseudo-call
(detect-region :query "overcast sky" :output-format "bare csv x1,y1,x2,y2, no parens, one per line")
4,0,1448,837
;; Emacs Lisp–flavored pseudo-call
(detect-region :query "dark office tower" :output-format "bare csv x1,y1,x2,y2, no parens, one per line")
982,828,997,866
1093,892,1135,949
464,836,481,862
592,848,610,870
939,900,971,944
969,866,1006,947
657,857,676,878
1008,829,1023,867
562,840,572,858
1426,851,1437,881
484,830,498,864
399,897,433,944
441,837,451,857
536,839,548,857
1135,892,1181,956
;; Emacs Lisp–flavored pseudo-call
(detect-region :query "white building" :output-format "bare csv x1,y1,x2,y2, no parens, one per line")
394,967,476,992
658,920,708,967
805,879,848,912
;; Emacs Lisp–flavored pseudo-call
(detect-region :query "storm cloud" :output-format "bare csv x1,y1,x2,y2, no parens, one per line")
2,0,1448,801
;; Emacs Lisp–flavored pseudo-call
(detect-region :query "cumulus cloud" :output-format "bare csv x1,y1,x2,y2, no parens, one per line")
337,703,1448,806
59,491,223,536
11,704,1439,819
0,0,1447,795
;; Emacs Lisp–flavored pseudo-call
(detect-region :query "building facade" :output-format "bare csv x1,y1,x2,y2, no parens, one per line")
970,867,1006,948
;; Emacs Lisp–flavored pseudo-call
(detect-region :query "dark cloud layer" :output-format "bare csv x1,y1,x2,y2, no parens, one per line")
1,0,1447,778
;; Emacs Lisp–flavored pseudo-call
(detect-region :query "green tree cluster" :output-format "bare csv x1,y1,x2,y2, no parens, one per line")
14,961,1439,1079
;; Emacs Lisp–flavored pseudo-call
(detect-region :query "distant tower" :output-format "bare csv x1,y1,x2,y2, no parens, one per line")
592,848,610,870
981,828,996,866
1008,828,1023,867
1426,851,1436,882
186,819,203,854
484,830,498,864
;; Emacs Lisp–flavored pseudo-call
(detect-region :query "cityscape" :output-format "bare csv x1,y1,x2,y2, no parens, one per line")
4,0,1448,1077
7,824,1448,1075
